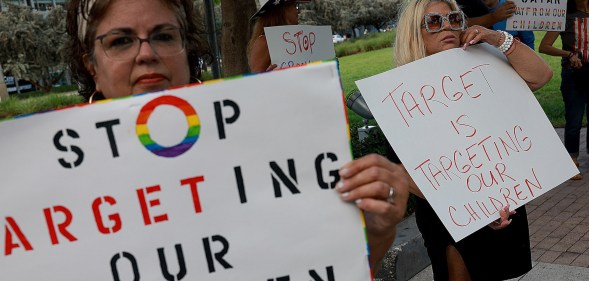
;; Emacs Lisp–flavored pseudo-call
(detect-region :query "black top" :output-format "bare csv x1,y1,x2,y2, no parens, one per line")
561,11,589,64
415,198,532,281
456,0,489,18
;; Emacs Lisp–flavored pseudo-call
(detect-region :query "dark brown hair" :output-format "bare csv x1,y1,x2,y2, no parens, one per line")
66,0,207,101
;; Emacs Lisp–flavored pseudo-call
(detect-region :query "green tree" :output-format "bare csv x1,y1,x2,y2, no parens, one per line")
354,0,401,32
300,0,350,34
300,0,401,36
0,5,67,93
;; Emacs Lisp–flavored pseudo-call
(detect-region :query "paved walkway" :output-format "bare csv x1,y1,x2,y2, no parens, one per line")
527,127,589,267
411,127,589,280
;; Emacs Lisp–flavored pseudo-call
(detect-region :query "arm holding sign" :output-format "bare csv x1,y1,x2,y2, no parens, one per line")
463,0,516,28
248,35,278,73
336,154,409,271
461,25,552,91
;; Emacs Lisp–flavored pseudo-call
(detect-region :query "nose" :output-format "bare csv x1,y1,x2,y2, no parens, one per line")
441,17,452,30
135,39,158,63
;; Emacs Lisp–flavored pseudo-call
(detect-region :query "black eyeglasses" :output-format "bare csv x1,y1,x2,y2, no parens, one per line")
422,11,465,33
95,26,185,61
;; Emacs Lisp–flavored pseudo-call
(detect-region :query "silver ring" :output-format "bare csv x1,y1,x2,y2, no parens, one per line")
475,29,479,34
387,186,395,204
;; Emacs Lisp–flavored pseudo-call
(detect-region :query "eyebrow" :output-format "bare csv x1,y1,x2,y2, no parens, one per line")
103,24,179,35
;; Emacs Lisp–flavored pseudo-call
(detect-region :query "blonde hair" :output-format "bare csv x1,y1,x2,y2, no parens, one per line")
394,0,460,66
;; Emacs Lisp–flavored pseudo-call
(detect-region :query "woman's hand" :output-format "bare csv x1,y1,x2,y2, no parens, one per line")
460,25,503,49
491,1,516,22
337,154,409,235
463,25,552,91
336,154,409,270
488,204,516,230
570,54,583,69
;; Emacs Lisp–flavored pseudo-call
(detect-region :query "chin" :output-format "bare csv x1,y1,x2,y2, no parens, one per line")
134,84,169,94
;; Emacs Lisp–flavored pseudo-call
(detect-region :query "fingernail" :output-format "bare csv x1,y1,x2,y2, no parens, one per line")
336,181,344,191
469,40,475,45
339,168,349,177
341,192,350,198
355,199,362,205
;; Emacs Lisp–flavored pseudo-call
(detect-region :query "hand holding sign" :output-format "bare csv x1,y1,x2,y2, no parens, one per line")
337,154,410,269
491,0,517,21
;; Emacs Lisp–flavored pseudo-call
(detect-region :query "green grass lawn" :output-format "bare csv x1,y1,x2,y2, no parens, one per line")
0,86,83,119
339,47,395,125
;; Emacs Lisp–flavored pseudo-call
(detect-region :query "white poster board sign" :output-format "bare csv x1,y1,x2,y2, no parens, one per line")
356,44,579,241
265,25,336,69
0,61,372,280
507,0,567,31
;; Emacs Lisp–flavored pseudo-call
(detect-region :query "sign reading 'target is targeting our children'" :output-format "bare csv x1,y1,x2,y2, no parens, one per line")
356,44,579,242
507,0,567,31
0,61,372,280
265,25,336,69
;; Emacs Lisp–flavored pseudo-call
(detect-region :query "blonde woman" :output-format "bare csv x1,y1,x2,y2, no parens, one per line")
393,0,551,280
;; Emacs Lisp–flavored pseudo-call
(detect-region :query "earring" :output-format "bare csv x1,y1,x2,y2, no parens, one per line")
88,91,98,104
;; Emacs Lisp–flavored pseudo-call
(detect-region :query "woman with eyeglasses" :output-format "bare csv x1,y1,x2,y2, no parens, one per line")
65,0,410,274
394,0,552,280
66,0,207,102
247,0,309,73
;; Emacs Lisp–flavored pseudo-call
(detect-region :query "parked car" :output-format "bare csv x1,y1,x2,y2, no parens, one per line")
4,75,35,95
332,34,344,44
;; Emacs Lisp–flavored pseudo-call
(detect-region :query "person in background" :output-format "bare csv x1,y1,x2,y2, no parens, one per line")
65,0,409,273
247,0,310,73
394,0,552,280
483,0,535,49
539,0,589,180
456,0,515,28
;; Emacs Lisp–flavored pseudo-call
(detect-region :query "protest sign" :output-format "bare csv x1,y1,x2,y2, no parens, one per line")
356,44,579,241
0,61,372,280
265,25,336,69
507,0,567,31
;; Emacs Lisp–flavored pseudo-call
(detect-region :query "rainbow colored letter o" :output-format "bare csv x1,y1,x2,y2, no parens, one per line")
136,95,200,157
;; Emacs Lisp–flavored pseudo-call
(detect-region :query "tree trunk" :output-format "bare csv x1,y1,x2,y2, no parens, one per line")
0,64,9,101
220,0,257,77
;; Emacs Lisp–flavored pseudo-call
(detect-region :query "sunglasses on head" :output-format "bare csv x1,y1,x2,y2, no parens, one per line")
422,11,466,33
